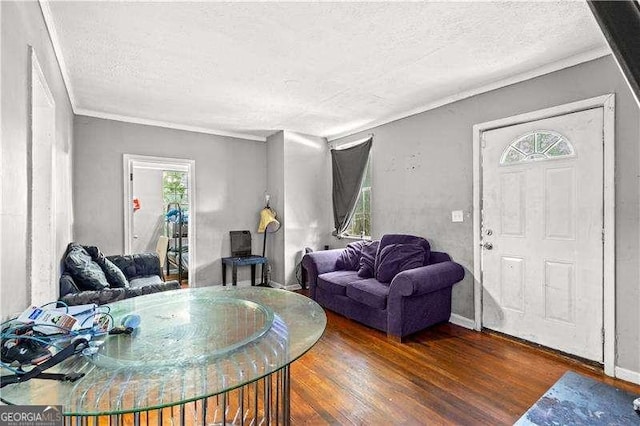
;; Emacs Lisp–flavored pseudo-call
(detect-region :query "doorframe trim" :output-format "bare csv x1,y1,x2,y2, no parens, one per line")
472,94,616,376
123,154,198,286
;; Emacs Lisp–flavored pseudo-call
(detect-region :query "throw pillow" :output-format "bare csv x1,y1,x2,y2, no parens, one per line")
84,246,129,288
64,243,110,291
357,240,380,278
336,241,366,271
375,243,425,284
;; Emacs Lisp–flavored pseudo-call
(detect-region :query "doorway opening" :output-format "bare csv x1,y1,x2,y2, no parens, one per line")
123,155,196,287
472,95,615,376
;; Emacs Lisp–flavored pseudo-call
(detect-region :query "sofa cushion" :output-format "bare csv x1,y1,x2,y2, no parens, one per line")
357,241,380,278
126,280,180,297
64,243,109,291
377,234,431,268
346,278,390,309
129,275,164,288
318,270,362,296
108,253,161,280
376,243,425,284
84,246,129,288
336,241,366,271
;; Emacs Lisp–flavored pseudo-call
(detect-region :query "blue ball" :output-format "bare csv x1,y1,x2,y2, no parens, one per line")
120,314,141,329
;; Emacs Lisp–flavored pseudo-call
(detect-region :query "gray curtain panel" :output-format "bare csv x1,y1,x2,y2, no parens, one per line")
588,0,640,105
331,138,372,236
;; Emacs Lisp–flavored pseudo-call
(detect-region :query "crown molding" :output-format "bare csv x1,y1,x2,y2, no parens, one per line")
326,47,612,141
39,0,77,112
76,108,267,142
39,0,265,141
37,1,610,144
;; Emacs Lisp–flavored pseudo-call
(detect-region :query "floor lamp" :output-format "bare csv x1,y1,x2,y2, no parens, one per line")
257,195,280,285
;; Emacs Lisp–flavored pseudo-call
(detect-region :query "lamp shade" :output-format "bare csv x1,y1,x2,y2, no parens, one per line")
258,207,281,233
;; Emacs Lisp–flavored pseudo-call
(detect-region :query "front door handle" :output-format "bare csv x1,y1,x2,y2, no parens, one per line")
482,242,493,250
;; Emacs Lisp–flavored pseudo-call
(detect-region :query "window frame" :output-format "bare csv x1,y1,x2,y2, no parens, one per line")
340,154,372,240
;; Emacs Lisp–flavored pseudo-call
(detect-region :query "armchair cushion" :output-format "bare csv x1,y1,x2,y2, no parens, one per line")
357,241,379,278
64,243,109,291
375,243,425,283
346,278,389,309
336,241,366,271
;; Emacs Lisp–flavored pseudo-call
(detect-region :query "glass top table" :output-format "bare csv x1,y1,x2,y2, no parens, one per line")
1,287,326,422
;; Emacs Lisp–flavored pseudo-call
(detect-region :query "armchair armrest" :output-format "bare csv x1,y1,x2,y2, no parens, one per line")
390,261,464,297
108,252,162,280
301,249,344,285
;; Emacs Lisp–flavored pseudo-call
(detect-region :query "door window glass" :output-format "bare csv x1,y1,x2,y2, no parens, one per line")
500,130,575,165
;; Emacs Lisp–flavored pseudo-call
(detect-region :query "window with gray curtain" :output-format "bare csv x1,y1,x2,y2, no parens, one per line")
331,138,372,236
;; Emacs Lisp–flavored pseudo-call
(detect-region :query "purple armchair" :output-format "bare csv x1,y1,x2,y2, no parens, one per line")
302,234,464,341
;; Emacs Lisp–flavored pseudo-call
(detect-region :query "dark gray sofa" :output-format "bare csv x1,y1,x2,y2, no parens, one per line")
59,243,180,306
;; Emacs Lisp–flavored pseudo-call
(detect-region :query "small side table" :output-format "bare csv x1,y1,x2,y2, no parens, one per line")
221,256,268,286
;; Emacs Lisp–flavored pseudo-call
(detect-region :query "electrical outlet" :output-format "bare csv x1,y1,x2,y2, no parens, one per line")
451,210,464,223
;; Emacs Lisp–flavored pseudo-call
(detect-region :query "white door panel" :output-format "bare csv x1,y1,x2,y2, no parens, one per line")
481,108,604,362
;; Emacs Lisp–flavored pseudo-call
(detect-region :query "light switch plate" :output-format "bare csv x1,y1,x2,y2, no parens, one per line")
451,210,464,223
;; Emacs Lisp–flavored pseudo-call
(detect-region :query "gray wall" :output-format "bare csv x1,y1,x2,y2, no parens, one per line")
331,56,640,372
73,116,267,286
265,131,332,287
282,131,332,286
266,131,285,285
1,1,74,318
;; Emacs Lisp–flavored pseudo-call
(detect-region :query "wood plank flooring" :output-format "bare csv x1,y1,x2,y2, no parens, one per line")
290,309,640,425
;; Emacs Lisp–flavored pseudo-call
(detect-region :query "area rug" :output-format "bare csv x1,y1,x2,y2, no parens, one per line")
515,371,639,425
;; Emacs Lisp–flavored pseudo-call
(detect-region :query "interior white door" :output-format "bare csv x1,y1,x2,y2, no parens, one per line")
131,166,165,253
481,108,604,362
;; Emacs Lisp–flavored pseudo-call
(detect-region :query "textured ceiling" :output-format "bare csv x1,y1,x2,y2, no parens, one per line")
45,1,607,141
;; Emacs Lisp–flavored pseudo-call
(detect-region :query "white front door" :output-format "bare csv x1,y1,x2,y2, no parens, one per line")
481,108,604,362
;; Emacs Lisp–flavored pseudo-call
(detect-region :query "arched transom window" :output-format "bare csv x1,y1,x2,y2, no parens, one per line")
500,130,575,165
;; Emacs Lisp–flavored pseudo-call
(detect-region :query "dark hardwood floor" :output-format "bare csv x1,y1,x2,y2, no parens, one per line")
290,309,640,425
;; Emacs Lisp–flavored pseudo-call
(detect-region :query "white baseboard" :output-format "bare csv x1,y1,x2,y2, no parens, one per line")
211,280,255,287
449,313,476,330
615,366,640,385
206,280,300,291
265,281,301,291
284,283,302,291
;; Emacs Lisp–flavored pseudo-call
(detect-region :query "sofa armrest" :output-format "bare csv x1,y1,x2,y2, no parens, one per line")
390,261,464,297
59,274,80,298
58,287,127,306
301,249,344,284
108,252,162,280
